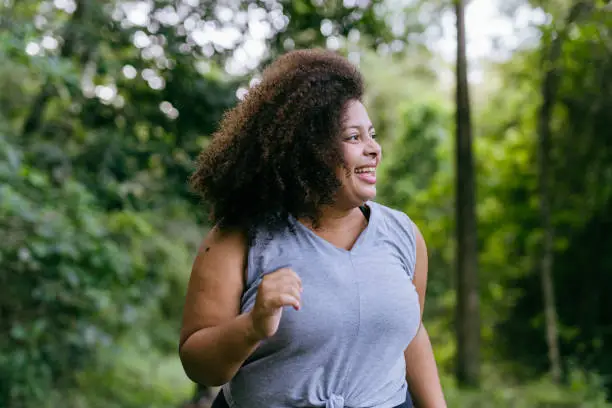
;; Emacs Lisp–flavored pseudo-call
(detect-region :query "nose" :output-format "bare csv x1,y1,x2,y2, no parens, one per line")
364,137,381,158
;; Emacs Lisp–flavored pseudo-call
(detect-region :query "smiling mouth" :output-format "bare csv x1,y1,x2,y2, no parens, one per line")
355,167,376,174
354,167,377,185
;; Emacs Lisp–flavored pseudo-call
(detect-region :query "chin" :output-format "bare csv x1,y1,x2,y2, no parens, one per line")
358,188,377,203
365,185,377,196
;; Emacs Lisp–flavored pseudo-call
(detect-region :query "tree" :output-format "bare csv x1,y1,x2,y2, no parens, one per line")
536,0,600,384
454,0,480,387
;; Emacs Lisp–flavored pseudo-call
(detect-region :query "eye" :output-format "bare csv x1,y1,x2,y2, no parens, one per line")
346,133,359,141
370,131,377,139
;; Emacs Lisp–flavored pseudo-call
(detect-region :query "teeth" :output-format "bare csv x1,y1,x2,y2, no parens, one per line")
355,167,375,174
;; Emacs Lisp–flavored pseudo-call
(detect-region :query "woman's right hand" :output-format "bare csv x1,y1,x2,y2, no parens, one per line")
247,267,302,341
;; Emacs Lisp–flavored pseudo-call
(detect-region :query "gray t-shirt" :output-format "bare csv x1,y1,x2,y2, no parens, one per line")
222,201,421,408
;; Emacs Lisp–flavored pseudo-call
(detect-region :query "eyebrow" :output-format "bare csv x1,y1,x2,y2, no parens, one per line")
343,125,375,131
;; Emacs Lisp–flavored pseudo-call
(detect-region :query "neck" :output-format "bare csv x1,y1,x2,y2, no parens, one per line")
302,202,366,232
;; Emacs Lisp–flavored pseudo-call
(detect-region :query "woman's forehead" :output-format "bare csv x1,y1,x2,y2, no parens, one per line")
342,100,373,129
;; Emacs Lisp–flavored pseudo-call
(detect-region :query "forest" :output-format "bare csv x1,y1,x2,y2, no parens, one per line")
1,0,611,407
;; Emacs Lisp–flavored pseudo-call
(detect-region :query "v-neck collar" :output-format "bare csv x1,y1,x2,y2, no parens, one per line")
289,202,376,254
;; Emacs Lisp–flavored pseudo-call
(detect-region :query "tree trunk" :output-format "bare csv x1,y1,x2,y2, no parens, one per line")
537,29,562,386
536,0,594,384
454,0,480,388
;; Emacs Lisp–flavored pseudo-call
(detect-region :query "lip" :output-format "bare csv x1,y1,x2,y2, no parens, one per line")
354,163,378,171
354,166,377,184
355,162,378,169
356,173,376,184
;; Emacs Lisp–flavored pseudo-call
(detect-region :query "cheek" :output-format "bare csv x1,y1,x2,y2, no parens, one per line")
341,145,360,167
335,166,352,182
337,148,352,179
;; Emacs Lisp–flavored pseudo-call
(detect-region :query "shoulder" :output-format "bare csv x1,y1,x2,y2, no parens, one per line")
192,225,249,280
199,224,247,253
369,201,420,276
370,201,426,250
369,201,416,237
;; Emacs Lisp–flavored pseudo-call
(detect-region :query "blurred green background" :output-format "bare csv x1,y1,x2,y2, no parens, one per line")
1,0,611,407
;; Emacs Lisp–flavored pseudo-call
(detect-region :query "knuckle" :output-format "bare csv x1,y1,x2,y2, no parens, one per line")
259,280,269,292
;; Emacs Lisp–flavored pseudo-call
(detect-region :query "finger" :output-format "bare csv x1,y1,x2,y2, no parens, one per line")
263,268,297,283
276,267,301,279
293,273,303,291
274,293,301,311
282,285,302,301
265,271,303,293
260,278,291,296
276,270,302,290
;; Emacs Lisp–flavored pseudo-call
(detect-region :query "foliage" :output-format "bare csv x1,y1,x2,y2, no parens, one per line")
441,364,611,408
0,131,199,406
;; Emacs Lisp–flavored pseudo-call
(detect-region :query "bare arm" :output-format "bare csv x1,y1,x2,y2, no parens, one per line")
178,226,260,386
404,224,446,407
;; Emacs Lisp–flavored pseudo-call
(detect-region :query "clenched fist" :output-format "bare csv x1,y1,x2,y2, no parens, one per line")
247,267,302,341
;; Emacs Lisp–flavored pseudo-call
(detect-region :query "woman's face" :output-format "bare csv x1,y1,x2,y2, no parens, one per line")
335,99,382,207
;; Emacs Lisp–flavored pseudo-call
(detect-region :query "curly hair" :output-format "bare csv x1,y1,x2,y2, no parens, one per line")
189,48,365,233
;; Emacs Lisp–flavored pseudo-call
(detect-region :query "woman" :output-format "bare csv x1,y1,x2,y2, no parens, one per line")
179,48,446,408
